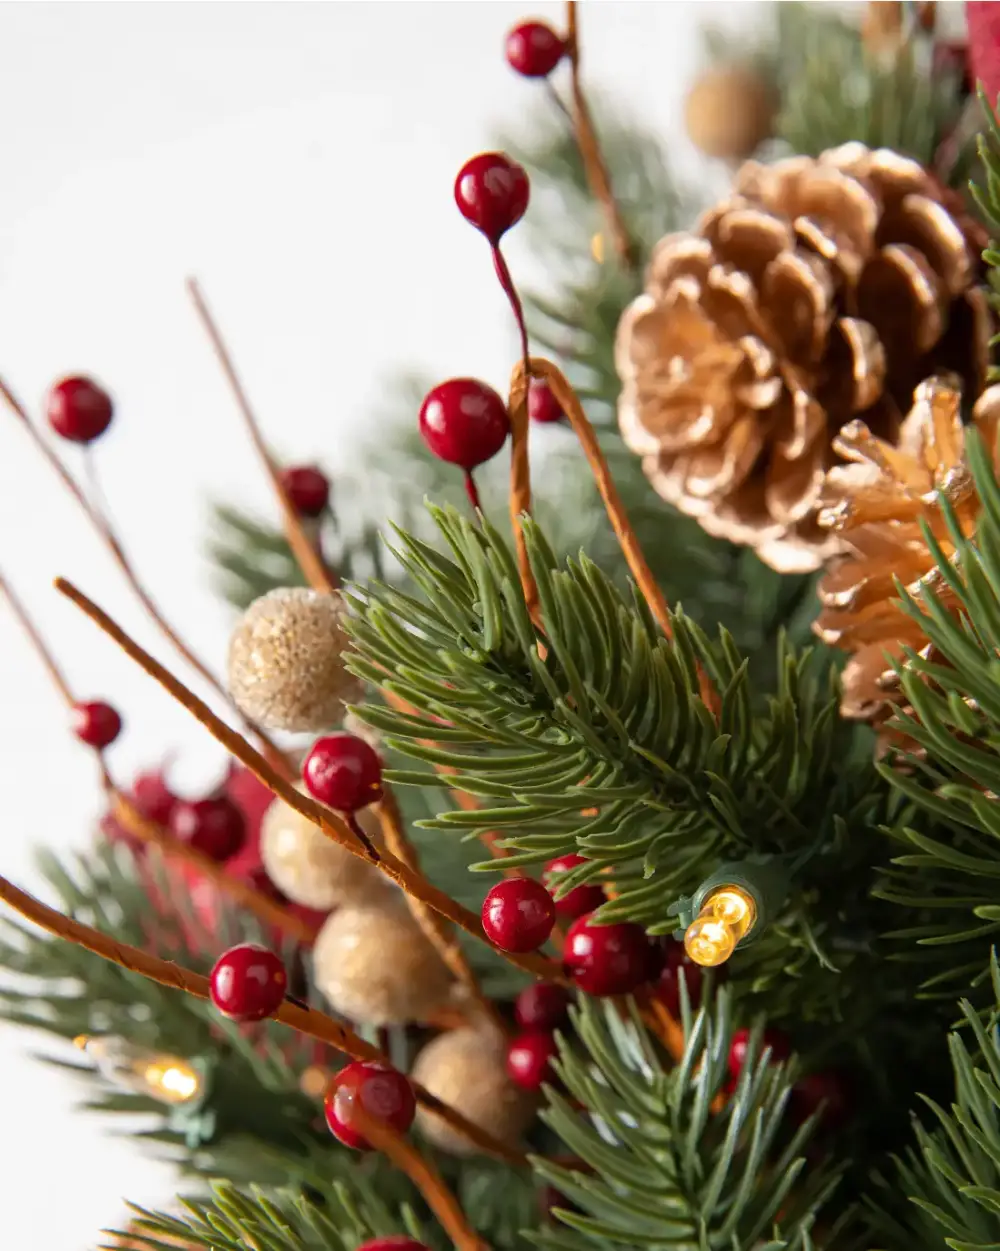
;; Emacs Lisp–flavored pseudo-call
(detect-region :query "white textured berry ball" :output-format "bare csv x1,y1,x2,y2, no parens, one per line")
259,786,388,910
412,1027,536,1156
227,588,361,733
312,901,453,1026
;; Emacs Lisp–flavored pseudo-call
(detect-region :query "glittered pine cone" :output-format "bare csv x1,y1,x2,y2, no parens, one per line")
814,376,1000,732
616,142,991,573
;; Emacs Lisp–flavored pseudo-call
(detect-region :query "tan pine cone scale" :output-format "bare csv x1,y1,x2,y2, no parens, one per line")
616,142,991,573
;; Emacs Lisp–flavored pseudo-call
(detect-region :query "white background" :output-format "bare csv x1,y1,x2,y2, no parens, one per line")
0,1,825,1245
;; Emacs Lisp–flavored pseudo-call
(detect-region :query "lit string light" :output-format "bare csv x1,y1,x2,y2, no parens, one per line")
684,884,757,967
75,1035,204,1106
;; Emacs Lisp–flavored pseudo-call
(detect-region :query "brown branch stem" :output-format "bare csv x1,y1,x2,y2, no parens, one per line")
506,373,541,629
0,870,524,1165
55,577,570,988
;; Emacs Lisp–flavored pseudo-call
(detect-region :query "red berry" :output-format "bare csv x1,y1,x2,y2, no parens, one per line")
563,915,654,997
71,700,122,749
418,378,510,471
133,768,178,825
527,378,563,424
302,732,383,813
482,878,556,953
279,465,330,518
543,854,605,920
505,20,565,78
209,943,287,1021
791,1070,850,1130
506,1030,559,1090
454,152,530,243
515,982,571,1030
356,1240,431,1251
324,1060,416,1151
728,1027,791,1077
170,796,246,861
540,1184,577,1221
46,376,114,443
656,940,705,1017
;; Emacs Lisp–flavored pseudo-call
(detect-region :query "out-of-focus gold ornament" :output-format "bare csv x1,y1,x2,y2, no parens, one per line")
815,378,1000,731
411,1027,535,1156
312,901,453,1026
299,1064,332,1099
862,1,906,56
684,66,777,161
616,143,991,574
226,587,362,733
75,1035,204,1106
684,884,756,967
259,785,388,910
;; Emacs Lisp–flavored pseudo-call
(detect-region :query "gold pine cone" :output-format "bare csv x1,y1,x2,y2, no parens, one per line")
412,1026,536,1156
616,142,991,573
312,900,454,1026
226,587,362,733
815,377,1000,728
684,66,776,161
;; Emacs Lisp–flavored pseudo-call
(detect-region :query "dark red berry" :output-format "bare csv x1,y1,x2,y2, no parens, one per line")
563,915,654,997
133,768,178,825
728,1027,791,1077
543,854,605,920
482,878,556,953
656,940,705,1016
505,20,565,78
540,1184,578,1221
279,465,330,518
302,732,383,812
506,1030,559,1090
356,1239,431,1251
71,700,122,749
209,943,287,1021
454,152,530,243
791,1070,850,1130
324,1061,416,1151
527,378,563,424
46,376,114,443
170,796,246,861
515,982,571,1030
418,378,510,471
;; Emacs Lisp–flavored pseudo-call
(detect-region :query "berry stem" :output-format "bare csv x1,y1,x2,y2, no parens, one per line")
491,244,530,378
185,278,338,598
0,570,315,943
564,2,635,270
55,576,572,988
350,1106,490,1251
0,868,526,1165
345,812,381,861
0,376,290,779
506,380,540,629
463,469,483,514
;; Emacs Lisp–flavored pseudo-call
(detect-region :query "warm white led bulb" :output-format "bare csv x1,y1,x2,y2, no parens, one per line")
76,1035,203,1106
684,883,758,968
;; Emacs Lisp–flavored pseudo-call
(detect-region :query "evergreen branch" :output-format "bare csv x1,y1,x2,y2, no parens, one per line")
973,87,1000,380
530,991,844,1251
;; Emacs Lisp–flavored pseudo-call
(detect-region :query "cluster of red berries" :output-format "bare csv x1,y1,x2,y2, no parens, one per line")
506,981,570,1091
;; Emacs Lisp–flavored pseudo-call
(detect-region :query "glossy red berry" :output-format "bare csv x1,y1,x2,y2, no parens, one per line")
279,465,330,518
656,940,706,1016
302,732,383,812
505,20,565,78
791,1070,850,1130
46,376,114,443
324,1061,416,1151
356,1239,431,1251
527,378,563,424
515,982,571,1030
418,378,510,471
170,796,246,861
133,768,178,825
209,943,287,1021
71,700,122,749
563,915,654,997
728,1027,791,1077
506,1030,559,1090
543,854,605,920
482,878,556,953
454,152,530,243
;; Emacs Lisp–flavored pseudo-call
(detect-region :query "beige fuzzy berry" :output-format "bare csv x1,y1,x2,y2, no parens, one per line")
227,587,362,733
312,901,453,1026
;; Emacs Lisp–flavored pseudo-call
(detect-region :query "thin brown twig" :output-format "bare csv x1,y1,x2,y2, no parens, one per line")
55,576,571,987
0,572,76,706
351,1107,491,1251
0,376,291,777
376,790,507,1037
185,278,337,598
506,375,541,628
0,870,525,1165
565,2,635,270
